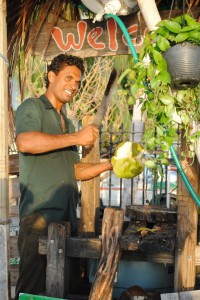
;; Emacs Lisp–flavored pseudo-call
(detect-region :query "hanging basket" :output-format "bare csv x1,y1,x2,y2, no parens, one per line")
163,42,200,90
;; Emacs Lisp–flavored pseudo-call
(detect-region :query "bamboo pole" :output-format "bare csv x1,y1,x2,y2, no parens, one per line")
0,1,9,299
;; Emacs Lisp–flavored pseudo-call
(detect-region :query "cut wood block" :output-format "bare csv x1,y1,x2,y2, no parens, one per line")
121,220,176,253
126,205,177,223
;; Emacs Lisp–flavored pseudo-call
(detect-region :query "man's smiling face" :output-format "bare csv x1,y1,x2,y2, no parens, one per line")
48,65,82,105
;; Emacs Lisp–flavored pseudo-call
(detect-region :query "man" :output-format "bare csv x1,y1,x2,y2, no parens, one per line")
14,54,113,299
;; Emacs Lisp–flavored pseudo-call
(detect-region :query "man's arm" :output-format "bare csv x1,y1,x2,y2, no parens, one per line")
74,161,113,181
16,125,99,154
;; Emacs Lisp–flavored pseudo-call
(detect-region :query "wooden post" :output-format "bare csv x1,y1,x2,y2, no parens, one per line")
0,0,8,218
89,208,124,300
46,222,70,298
174,139,200,291
81,115,100,237
0,0,9,299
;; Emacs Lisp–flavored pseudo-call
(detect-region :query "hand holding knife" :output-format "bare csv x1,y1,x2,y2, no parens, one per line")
85,67,118,149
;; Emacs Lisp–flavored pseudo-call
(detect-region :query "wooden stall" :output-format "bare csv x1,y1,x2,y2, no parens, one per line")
2,2,200,300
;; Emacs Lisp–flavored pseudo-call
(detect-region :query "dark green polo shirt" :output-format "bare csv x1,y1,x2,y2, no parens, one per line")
16,94,80,233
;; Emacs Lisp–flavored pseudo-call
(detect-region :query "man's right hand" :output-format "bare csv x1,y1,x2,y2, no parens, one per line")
76,125,99,147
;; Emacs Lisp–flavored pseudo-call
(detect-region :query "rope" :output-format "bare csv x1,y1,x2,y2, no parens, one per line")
0,53,9,65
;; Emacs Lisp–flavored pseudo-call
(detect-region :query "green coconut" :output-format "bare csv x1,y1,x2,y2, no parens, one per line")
111,141,144,178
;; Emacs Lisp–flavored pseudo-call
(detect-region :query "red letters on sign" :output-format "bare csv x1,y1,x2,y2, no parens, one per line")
51,21,87,51
51,19,143,52
107,19,118,51
87,27,105,49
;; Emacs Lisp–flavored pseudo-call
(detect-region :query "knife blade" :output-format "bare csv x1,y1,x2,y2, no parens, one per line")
91,67,118,128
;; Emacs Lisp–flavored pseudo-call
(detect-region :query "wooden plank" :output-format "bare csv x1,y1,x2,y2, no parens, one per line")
65,237,102,258
161,290,200,300
39,236,102,258
41,234,175,264
38,235,200,265
46,223,67,298
30,12,144,60
81,115,100,237
174,148,199,291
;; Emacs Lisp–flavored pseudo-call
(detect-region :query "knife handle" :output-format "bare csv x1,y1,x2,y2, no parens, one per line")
83,124,99,150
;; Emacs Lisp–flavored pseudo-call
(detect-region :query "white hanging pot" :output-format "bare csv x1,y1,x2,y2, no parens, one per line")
137,0,161,30
163,42,200,90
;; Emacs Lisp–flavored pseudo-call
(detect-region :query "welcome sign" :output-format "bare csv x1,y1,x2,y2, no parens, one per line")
30,13,148,60
29,10,195,60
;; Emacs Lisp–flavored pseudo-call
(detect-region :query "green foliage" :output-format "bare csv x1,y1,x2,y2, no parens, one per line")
125,14,200,168
117,57,137,107
156,14,200,46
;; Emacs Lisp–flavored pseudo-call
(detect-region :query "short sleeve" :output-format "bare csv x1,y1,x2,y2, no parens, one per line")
16,98,43,135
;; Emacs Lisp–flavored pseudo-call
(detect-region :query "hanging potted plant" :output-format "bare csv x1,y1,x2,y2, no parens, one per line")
125,13,200,169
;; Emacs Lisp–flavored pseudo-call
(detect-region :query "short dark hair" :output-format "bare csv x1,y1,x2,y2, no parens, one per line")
45,54,85,88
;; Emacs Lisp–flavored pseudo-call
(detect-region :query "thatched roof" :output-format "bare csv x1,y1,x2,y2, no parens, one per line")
6,0,84,74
